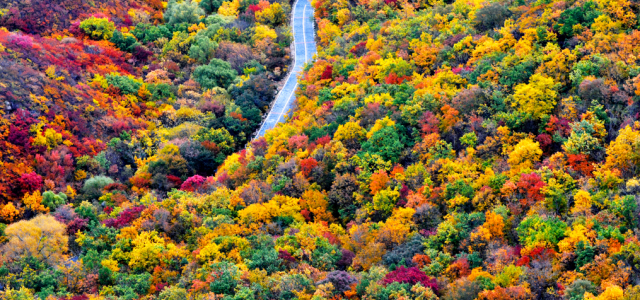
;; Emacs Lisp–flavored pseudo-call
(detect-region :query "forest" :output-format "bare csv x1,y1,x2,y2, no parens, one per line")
1,0,640,298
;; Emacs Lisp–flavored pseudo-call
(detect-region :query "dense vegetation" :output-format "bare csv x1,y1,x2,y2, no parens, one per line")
2,0,640,298
0,0,292,202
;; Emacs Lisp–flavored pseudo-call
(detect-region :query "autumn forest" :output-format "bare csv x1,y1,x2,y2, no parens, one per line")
1,0,640,299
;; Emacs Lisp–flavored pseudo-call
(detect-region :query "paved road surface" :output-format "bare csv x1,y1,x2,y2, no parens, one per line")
254,0,316,139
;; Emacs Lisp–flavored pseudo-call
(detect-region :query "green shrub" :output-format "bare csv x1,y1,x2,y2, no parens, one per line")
199,0,225,14
473,3,511,32
158,286,188,300
83,176,114,199
42,191,67,210
193,58,238,90
80,17,116,40
565,279,596,300
189,36,218,64
110,30,140,52
164,0,205,26
106,74,142,95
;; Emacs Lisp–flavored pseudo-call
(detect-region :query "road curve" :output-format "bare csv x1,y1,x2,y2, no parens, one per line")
254,0,317,139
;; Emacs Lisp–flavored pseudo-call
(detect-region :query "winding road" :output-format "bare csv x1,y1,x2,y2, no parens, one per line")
254,0,317,139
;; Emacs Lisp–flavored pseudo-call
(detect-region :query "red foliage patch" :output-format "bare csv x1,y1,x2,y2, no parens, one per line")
382,266,438,292
321,65,333,80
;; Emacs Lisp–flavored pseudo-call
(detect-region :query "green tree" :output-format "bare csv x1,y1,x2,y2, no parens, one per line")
194,127,236,155
243,235,283,275
575,241,595,269
361,126,404,163
80,17,115,40
106,74,142,95
564,279,596,300
209,261,240,294
147,83,174,101
373,187,400,216
199,0,225,14
41,191,67,210
111,30,140,52
516,215,567,249
189,36,219,64
114,273,151,299
554,1,601,40
193,58,238,89
164,0,205,26
158,286,188,300
83,176,114,199
311,237,342,270
460,132,478,148
328,173,360,222
563,119,605,156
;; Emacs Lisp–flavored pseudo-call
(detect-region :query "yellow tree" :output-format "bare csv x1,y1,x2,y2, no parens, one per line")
0,203,20,223
484,211,505,238
571,190,593,215
22,190,48,213
584,285,624,300
128,231,169,271
300,189,334,222
2,214,68,265
603,122,640,175
508,138,543,174
334,121,366,149
317,19,342,47
512,74,558,119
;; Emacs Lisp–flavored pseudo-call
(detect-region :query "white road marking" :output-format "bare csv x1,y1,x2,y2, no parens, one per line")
303,4,308,62
254,0,300,138
278,83,298,122
253,0,315,139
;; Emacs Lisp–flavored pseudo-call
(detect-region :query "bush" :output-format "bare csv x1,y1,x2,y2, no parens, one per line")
320,271,358,293
111,30,140,52
79,17,116,40
83,176,114,199
382,266,438,293
361,126,404,163
473,3,511,32
193,58,238,90
158,286,188,300
383,235,425,268
42,191,67,210
189,36,218,64
200,0,225,14
164,0,205,26
564,279,596,300
209,261,239,294
554,1,601,40
106,74,142,95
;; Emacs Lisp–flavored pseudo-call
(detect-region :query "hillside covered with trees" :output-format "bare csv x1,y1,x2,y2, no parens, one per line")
2,0,640,298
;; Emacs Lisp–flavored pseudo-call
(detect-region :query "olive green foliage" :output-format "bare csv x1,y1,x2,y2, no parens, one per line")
42,191,67,210
80,17,116,40
189,36,218,64
83,176,115,199
193,58,238,90
164,0,205,26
